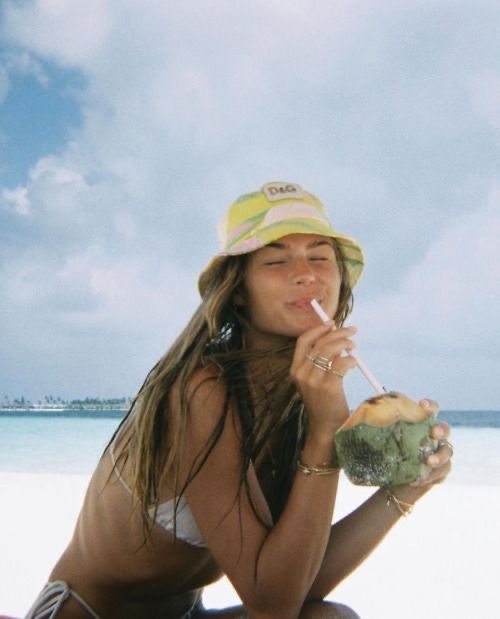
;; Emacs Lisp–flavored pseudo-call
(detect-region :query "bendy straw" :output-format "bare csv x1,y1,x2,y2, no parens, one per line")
310,299,385,394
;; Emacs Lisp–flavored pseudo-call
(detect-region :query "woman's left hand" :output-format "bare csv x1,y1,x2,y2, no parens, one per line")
409,398,453,488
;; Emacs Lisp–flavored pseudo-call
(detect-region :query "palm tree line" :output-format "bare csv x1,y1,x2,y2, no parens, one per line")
1,394,132,410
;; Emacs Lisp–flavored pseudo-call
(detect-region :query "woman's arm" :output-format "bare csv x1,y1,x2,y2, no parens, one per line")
180,325,357,619
306,409,453,599
180,376,340,618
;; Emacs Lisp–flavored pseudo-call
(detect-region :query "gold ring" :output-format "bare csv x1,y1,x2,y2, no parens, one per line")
330,369,345,379
307,353,333,372
438,439,454,457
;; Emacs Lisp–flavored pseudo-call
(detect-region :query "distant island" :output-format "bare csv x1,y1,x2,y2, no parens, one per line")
1,396,133,411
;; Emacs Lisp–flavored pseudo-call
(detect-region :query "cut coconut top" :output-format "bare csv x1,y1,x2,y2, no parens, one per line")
338,392,432,430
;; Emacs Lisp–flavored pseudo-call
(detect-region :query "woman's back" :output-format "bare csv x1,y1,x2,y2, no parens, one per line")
49,402,222,617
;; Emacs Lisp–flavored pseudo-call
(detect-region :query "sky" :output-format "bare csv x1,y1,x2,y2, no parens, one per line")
0,0,499,410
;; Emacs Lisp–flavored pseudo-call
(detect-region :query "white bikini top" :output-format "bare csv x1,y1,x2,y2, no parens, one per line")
109,444,206,548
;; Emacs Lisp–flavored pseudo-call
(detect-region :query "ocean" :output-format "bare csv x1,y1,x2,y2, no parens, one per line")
1,409,499,484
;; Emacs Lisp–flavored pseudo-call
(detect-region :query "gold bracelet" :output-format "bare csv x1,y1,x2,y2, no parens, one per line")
297,460,340,476
383,489,414,517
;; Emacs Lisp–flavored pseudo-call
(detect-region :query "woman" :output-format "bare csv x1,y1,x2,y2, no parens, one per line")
26,181,452,619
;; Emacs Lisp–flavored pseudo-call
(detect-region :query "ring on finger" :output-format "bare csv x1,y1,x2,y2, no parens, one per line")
307,354,344,377
307,353,333,372
330,368,345,379
438,438,454,457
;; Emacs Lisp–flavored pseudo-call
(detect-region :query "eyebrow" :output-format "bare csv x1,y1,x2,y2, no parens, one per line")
265,239,334,250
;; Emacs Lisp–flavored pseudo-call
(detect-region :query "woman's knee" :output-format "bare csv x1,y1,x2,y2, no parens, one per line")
299,600,361,619
192,604,248,617
193,600,360,619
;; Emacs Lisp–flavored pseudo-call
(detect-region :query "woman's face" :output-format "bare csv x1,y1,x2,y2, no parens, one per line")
241,233,342,348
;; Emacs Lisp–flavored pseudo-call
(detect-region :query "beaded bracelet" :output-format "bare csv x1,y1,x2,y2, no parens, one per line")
383,489,414,517
296,460,340,476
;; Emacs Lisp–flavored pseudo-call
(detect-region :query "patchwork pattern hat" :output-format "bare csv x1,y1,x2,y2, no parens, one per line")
198,181,364,297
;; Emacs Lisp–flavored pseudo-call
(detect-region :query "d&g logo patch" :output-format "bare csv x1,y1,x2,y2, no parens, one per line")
261,182,304,202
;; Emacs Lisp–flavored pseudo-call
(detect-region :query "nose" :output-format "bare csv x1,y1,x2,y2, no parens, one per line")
291,257,316,285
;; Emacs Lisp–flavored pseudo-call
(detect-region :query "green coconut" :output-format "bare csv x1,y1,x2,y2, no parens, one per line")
335,392,438,486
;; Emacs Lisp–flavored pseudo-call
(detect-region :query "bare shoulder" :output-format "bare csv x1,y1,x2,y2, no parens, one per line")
176,365,244,496
187,365,226,404
173,365,232,443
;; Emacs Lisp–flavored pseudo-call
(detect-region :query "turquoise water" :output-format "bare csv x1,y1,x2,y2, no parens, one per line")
1,410,499,483
0,414,122,474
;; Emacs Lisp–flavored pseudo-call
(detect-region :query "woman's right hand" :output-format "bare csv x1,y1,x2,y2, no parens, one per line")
290,322,358,433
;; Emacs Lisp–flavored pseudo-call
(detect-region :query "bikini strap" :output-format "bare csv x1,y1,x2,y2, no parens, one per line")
25,581,101,619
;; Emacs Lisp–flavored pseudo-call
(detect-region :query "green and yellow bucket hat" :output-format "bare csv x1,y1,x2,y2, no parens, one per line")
198,181,364,297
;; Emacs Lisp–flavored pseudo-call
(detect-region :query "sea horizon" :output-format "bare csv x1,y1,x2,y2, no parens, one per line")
1,409,499,484
1,406,499,421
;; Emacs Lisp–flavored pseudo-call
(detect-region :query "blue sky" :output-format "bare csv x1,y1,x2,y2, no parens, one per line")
1,0,499,409
0,63,83,186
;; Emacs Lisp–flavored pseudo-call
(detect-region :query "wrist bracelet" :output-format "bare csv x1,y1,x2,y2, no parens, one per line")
383,489,414,517
297,460,340,476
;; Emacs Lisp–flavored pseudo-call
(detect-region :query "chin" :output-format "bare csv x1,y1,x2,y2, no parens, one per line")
299,315,322,330
286,322,316,338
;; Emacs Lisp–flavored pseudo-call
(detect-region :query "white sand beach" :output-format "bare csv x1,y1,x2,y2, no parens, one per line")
0,473,500,619
1,471,498,618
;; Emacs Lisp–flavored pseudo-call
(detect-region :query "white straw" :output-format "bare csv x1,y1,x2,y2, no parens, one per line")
310,299,386,394
310,298,331,323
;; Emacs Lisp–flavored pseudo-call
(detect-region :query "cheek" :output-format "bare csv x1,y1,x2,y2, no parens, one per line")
245,283,273,312
243,274,283,320
244,268,282,297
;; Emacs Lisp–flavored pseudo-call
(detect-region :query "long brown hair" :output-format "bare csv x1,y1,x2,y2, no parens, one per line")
107,239,354,537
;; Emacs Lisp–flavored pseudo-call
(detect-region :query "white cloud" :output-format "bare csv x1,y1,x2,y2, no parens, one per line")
0,240,201,398
342,187,500,409
468,69,500,132
2,186,31,214
3,50,49,85
8,156,99,246
2,0,111,67
354,185,500,355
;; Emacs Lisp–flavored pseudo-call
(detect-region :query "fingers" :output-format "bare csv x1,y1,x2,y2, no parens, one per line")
291,324,358,384
428,438,453,468
409,460,452,487
409,431,454,487
432,421,450,440
427,460,452,485
294,324,357,364
419,398,440,418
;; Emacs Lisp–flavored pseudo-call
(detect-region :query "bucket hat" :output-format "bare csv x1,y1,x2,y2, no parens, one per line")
198,181,364,297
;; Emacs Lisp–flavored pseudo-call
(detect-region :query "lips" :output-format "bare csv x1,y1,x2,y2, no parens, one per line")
290,296,321,310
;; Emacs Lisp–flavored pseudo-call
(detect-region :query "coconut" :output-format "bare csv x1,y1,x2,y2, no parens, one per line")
335,392,438,486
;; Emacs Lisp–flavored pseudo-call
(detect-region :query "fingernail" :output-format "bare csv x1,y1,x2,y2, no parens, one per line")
421,399,430,408
434,426,444,437
429,456,439,466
